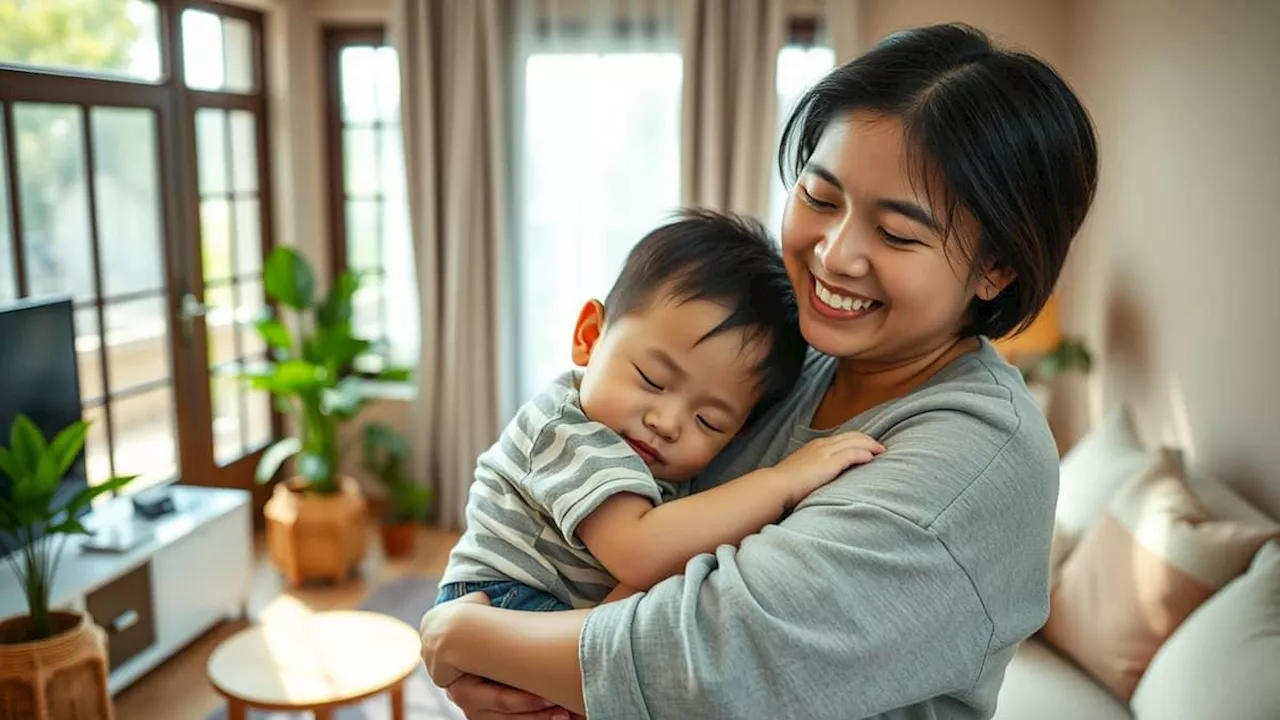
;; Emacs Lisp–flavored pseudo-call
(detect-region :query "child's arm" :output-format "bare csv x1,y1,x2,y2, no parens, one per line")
577,431,883,591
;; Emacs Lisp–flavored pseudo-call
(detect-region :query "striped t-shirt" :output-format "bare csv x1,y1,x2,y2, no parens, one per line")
441,370,673,609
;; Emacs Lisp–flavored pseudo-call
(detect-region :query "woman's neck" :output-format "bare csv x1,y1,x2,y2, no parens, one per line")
810,336,981,430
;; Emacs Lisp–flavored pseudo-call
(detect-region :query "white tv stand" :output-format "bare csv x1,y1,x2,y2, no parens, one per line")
0,484,253,694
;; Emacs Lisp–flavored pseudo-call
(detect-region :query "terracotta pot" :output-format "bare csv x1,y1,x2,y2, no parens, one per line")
264,475,368,586
0,611,112,720
380,521,416,558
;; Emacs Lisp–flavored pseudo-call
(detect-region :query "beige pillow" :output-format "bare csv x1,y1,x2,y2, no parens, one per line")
1040,448,1277,702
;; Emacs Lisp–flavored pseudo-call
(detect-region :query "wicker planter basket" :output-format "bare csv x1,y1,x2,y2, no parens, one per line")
265,475,368,586
0,611,111,720
379,521,416,559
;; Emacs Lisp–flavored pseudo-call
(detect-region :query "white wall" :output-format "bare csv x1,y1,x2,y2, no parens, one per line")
1060,0,1280,517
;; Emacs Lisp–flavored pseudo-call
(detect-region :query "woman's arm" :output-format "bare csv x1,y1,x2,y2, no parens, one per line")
576,432,883,590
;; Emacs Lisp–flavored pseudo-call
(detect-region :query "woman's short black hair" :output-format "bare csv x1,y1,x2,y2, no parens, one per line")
603,209,807,419
779,23,1098,339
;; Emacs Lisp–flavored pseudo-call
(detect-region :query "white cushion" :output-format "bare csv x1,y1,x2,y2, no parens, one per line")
993,639,1130,720
1053,405,1147,570
1130,540,1280,719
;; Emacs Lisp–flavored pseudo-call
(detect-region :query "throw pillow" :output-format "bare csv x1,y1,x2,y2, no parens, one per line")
1040,448,1277,702
1131,541,1280,719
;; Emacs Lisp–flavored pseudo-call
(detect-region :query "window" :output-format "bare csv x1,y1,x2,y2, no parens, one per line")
512,13,683,402
0,1,277,496
768,42,836,235
323,28,417,373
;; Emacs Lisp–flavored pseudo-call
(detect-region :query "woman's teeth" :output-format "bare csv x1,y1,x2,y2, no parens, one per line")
817,281,876,312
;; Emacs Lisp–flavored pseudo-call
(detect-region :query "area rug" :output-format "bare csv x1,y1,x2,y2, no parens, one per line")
204,574,464,720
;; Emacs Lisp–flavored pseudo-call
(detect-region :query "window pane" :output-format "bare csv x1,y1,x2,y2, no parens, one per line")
380,127,406,198
201,199,232,281
82,404,112,487
195,109,229,195
769,45,835,234
183,9,225,90
0,0,161,81
345,199,380,270
234,198,262,276
230,111,258,192
111,385,177,493
238,279,265,358
75,308,103,403
15,104,95,303
374,47,401,123
211,364,242,466
91,108,165,297
245,387,271,452
206,283,236,367
223,18,255,93
517,52,682,399
353,276,383,340
0,119,13,303
343,128,379,196
339,46,378,124
104,296,170,392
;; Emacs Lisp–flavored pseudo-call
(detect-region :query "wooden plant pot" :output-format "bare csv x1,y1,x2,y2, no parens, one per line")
0,611,112,720
379,521,416,559
264,475,368,586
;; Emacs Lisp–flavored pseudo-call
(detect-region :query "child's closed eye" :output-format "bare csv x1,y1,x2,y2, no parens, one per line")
634,365,663,391
697,415,724,433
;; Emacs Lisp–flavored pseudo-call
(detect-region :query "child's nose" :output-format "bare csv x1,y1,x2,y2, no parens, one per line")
643,406,679,443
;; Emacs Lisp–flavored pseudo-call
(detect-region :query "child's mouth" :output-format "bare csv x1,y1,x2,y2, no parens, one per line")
624,437,664,465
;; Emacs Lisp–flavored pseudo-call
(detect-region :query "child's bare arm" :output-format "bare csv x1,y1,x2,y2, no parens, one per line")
576,432,883,591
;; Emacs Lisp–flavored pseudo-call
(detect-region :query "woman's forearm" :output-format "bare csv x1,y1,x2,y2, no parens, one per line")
443,603,591,715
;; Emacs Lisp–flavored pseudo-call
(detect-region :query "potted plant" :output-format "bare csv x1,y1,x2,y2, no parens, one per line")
0,416,135,720
1018,336,1094,413
247,247,409,586
362,423,431,558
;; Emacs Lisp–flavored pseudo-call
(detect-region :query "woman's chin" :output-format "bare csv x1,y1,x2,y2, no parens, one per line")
797,313,880,359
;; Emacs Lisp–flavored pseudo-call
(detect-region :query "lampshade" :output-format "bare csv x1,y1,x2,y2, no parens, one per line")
994,294,1062,362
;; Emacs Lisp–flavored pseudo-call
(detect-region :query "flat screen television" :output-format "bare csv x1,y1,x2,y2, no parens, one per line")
0,295,88,556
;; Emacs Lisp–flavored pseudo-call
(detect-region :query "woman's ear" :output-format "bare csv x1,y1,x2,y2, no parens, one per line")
976,264,1016,301
571,300,606,366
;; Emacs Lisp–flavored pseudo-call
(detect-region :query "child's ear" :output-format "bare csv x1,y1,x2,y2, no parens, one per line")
571,300,606,366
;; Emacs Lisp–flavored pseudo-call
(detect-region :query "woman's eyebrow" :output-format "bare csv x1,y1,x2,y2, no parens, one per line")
804,162,844,191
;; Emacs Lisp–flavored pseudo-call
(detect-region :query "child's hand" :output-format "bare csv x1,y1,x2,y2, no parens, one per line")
771,432,885,508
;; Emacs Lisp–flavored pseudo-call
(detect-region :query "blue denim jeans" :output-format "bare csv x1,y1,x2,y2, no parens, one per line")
434,580,572,612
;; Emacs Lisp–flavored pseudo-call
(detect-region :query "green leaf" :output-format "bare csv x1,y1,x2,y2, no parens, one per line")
58,475,136,521
378,367,413,383
254,316,294,356
296,452,332,487
324,377,365,419
263,246,315,310
304,327,369,369
10,414,47,479
0,447,18,482
47,421,88,485
46,517,90,536
255,437,301,484
316,271,360,329
254,361,328,395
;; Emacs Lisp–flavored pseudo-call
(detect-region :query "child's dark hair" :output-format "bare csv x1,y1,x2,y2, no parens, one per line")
779,23,1098,339
603,209,806,419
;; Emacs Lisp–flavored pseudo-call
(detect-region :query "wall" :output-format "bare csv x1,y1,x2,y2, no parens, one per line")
857,0,1071,70
1059,0,1280,517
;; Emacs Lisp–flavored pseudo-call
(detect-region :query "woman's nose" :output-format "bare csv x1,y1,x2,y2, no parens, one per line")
817,223,872,278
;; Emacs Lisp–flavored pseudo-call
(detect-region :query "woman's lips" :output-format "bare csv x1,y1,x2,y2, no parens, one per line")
624,437,664,465
808,275,883,321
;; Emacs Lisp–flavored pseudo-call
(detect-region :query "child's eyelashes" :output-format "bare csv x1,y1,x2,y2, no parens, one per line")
635,365,663,391
697,416,725,434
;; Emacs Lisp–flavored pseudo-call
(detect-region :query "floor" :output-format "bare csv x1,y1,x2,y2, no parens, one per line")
112,525,461,720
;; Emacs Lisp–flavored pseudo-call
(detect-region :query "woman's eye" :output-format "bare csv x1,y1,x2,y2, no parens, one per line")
697,416,725,434
635,366,663,391
799,186,836,210
878,227,918,246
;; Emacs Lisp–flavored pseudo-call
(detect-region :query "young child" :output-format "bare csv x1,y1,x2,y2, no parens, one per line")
435,210,883,612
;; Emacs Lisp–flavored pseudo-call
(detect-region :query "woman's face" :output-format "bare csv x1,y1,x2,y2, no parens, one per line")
780,111,1008,365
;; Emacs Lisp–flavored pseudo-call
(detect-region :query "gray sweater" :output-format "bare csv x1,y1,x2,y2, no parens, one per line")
578,340,1058,719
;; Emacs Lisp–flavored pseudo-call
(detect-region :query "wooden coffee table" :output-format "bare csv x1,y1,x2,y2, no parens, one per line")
207,610,420,720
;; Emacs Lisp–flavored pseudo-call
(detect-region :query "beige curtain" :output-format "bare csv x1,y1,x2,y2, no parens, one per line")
392,0,507,531
825,0,863,65
680,0,787,216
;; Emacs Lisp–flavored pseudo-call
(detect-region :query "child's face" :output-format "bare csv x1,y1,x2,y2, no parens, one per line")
571,292,768,482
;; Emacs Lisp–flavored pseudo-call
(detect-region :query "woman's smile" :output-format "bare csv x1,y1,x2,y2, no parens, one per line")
809,274,884,320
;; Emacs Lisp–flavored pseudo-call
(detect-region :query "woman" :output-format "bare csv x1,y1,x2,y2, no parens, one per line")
421,23,1098,720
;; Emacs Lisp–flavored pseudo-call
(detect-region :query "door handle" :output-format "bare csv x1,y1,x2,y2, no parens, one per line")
180,292,207,345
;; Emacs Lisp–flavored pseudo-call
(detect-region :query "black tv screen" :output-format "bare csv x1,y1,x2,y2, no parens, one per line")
0,296,88,554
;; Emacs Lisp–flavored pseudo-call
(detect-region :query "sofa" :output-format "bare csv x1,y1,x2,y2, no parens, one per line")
992,406,1280,720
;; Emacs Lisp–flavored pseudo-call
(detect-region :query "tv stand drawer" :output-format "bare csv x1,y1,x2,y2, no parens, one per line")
85,562,155,672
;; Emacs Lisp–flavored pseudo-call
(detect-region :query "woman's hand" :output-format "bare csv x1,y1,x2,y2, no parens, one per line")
446,674,579,720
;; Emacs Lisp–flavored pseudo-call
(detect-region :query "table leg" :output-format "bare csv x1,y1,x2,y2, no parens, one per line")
314,708,334,720
226,698,248,720
390,682,406,720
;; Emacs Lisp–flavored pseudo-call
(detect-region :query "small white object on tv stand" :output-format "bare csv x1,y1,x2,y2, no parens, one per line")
0,484,253,695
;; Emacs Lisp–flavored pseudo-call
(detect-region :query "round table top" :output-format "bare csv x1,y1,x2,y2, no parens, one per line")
207,611,421,709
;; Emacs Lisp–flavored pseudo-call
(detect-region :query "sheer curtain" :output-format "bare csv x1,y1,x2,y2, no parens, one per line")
509,0,684,405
